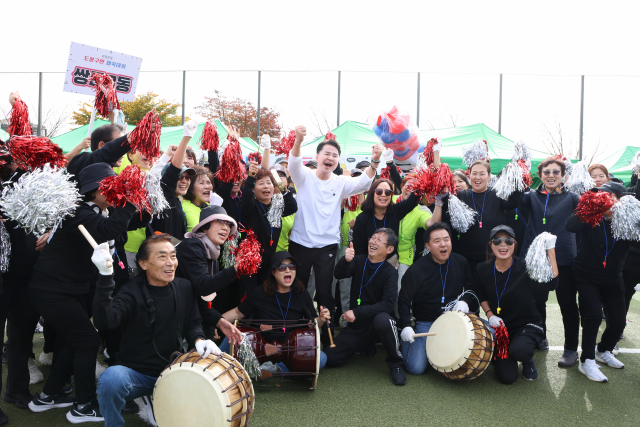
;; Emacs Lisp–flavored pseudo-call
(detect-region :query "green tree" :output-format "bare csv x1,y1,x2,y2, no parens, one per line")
70,91,187,127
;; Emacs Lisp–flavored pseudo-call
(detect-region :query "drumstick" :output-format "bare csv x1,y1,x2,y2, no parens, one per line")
78,224,113,268
412,332,437,338
327,324,336,348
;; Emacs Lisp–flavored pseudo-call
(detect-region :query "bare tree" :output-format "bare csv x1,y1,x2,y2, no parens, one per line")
309,109,333,140
584,137,605,166
444,113,464,128
541,120,578,158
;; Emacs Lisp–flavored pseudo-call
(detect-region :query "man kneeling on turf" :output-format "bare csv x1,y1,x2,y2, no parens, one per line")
325,228,405,385
91,234,241,426
398,223,476,375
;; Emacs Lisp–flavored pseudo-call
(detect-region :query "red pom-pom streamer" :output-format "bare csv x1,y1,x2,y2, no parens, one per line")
325,131,337,141
431,163,456,196
199,120,220,151
423,138,438,167
518,159,533,186
247,151,262,164
8,99,32,136
575,191,616,228
234,228,262,277
127,111,162,162
273,130,295,159
344,195,359,212
98,165,151,213
379,165,403,180
493,324,510,360
407,167,435,198
8,136,66,170
89,73,120,117
215,136,244,183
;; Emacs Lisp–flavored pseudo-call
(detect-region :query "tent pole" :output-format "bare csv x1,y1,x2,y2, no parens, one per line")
257,71,261,141
498,73,503,135
337,71,341,127
38,72,43,136
416,72,420,128
579,75,584,160
181,71,186,126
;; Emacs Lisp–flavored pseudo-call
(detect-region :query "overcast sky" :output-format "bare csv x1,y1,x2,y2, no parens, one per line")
2,1,639,163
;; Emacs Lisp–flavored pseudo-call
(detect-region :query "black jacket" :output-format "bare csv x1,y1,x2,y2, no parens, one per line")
93,274,206,377
30,202,137,295
398,253,476,329
147,163,187,240
334,255,398,329
67,135,130,178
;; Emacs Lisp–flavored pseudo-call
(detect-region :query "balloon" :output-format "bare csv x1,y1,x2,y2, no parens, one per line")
391,127,411,143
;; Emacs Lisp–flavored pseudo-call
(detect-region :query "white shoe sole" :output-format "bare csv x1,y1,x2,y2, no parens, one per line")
595,355,625,369
28,400,74,412
66,412,104,424
578,364,608,382
29,375,45,385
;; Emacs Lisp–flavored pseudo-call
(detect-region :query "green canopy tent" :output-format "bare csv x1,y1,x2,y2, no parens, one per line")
0,128,9,142
594,145,639,186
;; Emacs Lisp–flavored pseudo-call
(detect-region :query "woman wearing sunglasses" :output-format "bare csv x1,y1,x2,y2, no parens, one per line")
175,206,244,339
517,156,580,366
476,225,559,385
221,252,330,373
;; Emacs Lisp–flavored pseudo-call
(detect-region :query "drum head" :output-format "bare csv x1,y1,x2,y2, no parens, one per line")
425,311,474,371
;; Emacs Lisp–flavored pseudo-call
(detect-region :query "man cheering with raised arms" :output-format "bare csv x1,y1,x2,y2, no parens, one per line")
288,126,382,343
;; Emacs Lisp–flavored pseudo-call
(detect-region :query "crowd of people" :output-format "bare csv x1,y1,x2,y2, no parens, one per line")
1,94,639,426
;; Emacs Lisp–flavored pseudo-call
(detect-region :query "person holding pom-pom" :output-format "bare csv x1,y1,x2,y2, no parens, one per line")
476,225,558,384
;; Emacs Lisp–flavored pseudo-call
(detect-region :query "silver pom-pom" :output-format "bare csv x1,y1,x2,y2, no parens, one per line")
565,161,594,194
512,140,531,162
0,221,10,273
195,149,208,166
266,193,284,228
422,245,430,256
448,195,477,233
487,174,498,189
612,195,640,241
236,332,261,380
144,172,170,218
493,162,526,200
631,151,640,175
462,138,489,168
525,232,554,283
348,227,353,243
563,157,573,176
0,165,81,237
222,232,239,268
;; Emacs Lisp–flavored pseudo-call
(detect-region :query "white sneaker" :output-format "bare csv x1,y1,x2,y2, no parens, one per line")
578,359,608,382
28,358,44,384
595,349,625,369
95,360,107,379
39,352,53,366
612,343,619,356
135,396,157,427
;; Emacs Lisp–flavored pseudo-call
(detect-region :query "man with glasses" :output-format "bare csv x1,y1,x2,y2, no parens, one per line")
288,125,382,345
398,223,476,377
325,228,404,385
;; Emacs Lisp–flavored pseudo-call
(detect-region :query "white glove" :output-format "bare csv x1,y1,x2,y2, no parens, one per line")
91,243,113,276
382,148,394,163
183,120,198,137
433,136,442,152
400,327,415,343
209,192,223,207
260,134,271,149
195,339,221,358
453,300,469,313
488,315,504,329
545,233,557,250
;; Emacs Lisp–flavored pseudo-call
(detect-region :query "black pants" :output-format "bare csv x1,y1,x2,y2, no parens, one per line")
572,266,626,362
325,312,403,369
289,241,338,315
623,251,640,315
30,291,100,405
493,324,543,385
0,278,40,396
43,319,58,354
553,266,581,351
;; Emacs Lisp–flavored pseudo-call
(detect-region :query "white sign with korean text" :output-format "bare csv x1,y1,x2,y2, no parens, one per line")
63,42,143,102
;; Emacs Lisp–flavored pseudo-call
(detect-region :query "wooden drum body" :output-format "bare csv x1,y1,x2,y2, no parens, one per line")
153,351,255,427
425,311,493,380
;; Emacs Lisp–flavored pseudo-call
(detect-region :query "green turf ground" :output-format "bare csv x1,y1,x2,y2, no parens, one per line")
4,292,640,427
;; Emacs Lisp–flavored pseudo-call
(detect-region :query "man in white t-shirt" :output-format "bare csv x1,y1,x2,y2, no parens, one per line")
288,125,382,339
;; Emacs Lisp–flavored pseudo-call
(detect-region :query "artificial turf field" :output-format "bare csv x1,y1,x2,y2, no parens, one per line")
3,291,640,427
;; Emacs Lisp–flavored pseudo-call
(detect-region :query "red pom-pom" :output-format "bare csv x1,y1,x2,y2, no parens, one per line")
423,138,438,167
8,136,66,170
493,324,510,360
127,111,162,162
431,163,457,196
344,195,359,212
518,159,533,187
247,151,262,164
408,164,456,199
576,191,616,227
98,165,151,213
214,136,244,183
379,165,403,180
325,131,337,141
199,121,220,151
8,99,32,137
234,228,262,277
407,167,434,198
273,130,295,159
89,73,120,117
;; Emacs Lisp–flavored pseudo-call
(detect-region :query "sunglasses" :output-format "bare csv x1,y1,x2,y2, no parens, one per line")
178,174,192,181
214,219,233,228
277,264,296,272
542,170,561,176
375,189,393,197
492,237,515,246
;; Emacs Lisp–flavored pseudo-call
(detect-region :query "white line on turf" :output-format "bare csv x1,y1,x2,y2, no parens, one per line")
548,345,640,354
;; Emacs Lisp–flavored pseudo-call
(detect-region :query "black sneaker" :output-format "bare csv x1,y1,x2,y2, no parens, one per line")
4,391,33,409
28,391,76,412
558,349,579,368
522,359,538,381
66,401,104,424
390,367,407,385
122,400,139,414
0,408,7,426
534,339,549,352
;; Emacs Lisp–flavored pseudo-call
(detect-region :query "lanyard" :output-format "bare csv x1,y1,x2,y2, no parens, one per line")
275,291,292,332
357,258,384,306
543,193,550,225
258,202,273,246
113,248,125,270
603,219,616,268
471,191,487,229
373,213,386,230
439,259,450,304
494,260,512,315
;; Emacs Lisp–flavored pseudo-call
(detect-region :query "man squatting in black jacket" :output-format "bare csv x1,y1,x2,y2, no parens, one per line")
325,228,405,385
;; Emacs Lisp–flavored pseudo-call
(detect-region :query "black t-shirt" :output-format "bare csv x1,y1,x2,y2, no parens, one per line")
237,286,317,342
148,163,187,240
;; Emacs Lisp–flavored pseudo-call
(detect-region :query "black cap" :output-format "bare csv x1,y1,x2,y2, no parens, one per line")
593,181,627,197
355,160,370,169
489,225,516,241
270,251,299,270
305,160,318,168
78,163,116,195
351,168,363,177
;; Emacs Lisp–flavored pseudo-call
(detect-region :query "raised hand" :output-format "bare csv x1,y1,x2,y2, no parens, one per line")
247,161,259,177
345,242,355,262
295,125,307,144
